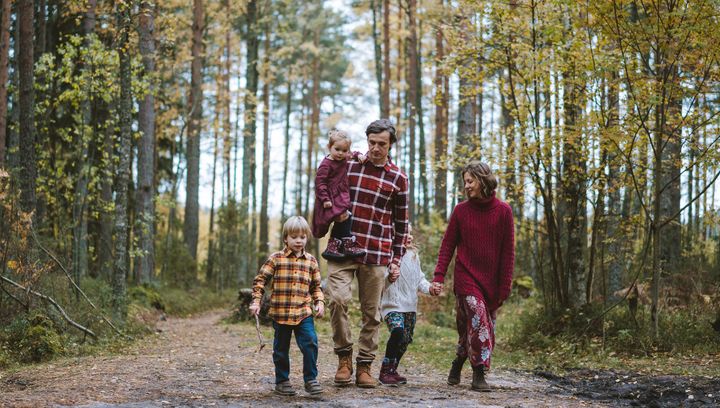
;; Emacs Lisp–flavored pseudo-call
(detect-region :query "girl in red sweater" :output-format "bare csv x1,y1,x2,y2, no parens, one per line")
433,161,515,392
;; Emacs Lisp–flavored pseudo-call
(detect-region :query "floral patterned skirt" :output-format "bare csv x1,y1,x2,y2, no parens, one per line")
455,295,495,369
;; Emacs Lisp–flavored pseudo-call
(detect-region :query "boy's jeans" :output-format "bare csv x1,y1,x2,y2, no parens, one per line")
272,316,318,384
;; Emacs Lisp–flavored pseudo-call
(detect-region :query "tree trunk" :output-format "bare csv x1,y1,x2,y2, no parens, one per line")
184,0,203,260
382,0,390,118
280,79,291,247
406,0,418,221
207,88,220,287
371,0,383,115
223,0,232,200
560,67,587,308
113,0,133,322
19,0,37,214
258,17,271,268
433,1,447,218
34,0,45,60
0,0,11,167
415,19,428,224
242,0,259,282
305,29,320,222
606,69,623,300
135,0,156,284
71,0,97,290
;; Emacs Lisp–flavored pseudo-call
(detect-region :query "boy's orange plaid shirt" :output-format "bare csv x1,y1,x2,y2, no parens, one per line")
251,248,324,325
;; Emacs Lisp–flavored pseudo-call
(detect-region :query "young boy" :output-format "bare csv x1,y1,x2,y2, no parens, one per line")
250,216,325,396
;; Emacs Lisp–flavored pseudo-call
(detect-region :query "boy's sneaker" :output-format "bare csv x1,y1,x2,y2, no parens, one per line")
304,379,324,395
322,238,345,261
341,237,366,258
274,381,297,396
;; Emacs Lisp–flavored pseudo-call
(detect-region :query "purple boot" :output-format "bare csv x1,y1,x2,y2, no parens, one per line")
322,238,345,261
341,237,366,258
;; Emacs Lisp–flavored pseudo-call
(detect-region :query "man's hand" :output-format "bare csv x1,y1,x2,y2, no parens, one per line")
249,301,260,316
323,201,332,209
430,282,443,296
388,263,400,282
315,302,325,318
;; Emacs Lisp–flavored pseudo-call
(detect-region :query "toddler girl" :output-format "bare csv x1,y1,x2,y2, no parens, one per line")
311,129,365,260
378,226,440,386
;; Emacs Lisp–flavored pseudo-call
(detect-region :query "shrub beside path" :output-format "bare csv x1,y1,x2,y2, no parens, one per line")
2,310,608,407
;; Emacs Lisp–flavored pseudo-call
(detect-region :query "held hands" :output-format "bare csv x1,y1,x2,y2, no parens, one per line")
429,282,443,296
323,201,332,209
388,264,400,282
315,302,325,318
249,301,260,316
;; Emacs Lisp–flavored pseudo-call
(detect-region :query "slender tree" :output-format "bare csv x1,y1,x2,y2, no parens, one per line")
18,0,37,214
135,0,157,284
184,0,204,260
0,0,11,167
113,0,134,322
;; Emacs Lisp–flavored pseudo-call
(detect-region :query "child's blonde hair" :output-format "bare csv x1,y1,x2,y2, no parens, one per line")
283,216,312,240
328,128,351,148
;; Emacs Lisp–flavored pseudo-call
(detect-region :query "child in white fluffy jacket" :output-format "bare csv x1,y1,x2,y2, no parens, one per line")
378,227,440,386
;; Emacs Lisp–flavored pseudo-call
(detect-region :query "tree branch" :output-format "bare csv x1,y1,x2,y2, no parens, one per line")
0,274,97,338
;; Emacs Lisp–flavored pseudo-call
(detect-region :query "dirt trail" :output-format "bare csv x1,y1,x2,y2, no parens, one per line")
0,310,695,407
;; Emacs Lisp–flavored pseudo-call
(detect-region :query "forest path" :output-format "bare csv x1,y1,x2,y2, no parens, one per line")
2,310,606,407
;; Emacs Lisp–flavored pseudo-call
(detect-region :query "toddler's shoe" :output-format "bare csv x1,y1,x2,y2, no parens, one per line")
304,379,324,395
341,236,366,258
321,238,345,261
274,381,297,396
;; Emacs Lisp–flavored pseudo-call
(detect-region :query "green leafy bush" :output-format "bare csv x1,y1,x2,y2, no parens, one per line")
4,314,65,363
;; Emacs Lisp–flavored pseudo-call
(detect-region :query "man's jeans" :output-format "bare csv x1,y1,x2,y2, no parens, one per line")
326,259,386,363
272,316,318,384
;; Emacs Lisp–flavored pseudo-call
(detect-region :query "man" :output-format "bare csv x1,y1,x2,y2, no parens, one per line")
326,119,409,388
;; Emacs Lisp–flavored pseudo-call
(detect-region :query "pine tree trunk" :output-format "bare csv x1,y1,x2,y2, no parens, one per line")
71,0,96,291
280,79,292,247
242,0,259,282
18,0,37,214
258,19,271,268
0,0,11,167
184,0,203,261
223,0,232,200
406,0,418,221
34,0,45,60
371,0,383,115
207,90,219,287
433,2,447,218
113,0,133,322
305,31,320,222
382,0,390,118
135,0,156,284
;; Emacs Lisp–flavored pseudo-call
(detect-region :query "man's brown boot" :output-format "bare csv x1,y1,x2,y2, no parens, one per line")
355,362,378,388
334,353,353,385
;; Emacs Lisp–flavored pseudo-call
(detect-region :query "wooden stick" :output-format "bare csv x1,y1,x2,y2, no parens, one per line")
254,314,265,352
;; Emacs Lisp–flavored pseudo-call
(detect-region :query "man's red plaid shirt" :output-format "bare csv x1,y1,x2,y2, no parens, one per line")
347,158,409,267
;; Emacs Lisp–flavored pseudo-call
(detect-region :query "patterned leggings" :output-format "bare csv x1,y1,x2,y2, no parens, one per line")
455,295,495,369
383,311,416,362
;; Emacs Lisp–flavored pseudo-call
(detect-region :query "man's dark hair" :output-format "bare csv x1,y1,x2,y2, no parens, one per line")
365,119,397,144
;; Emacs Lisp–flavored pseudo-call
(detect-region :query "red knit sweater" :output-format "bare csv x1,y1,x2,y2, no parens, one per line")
433,193,515,311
